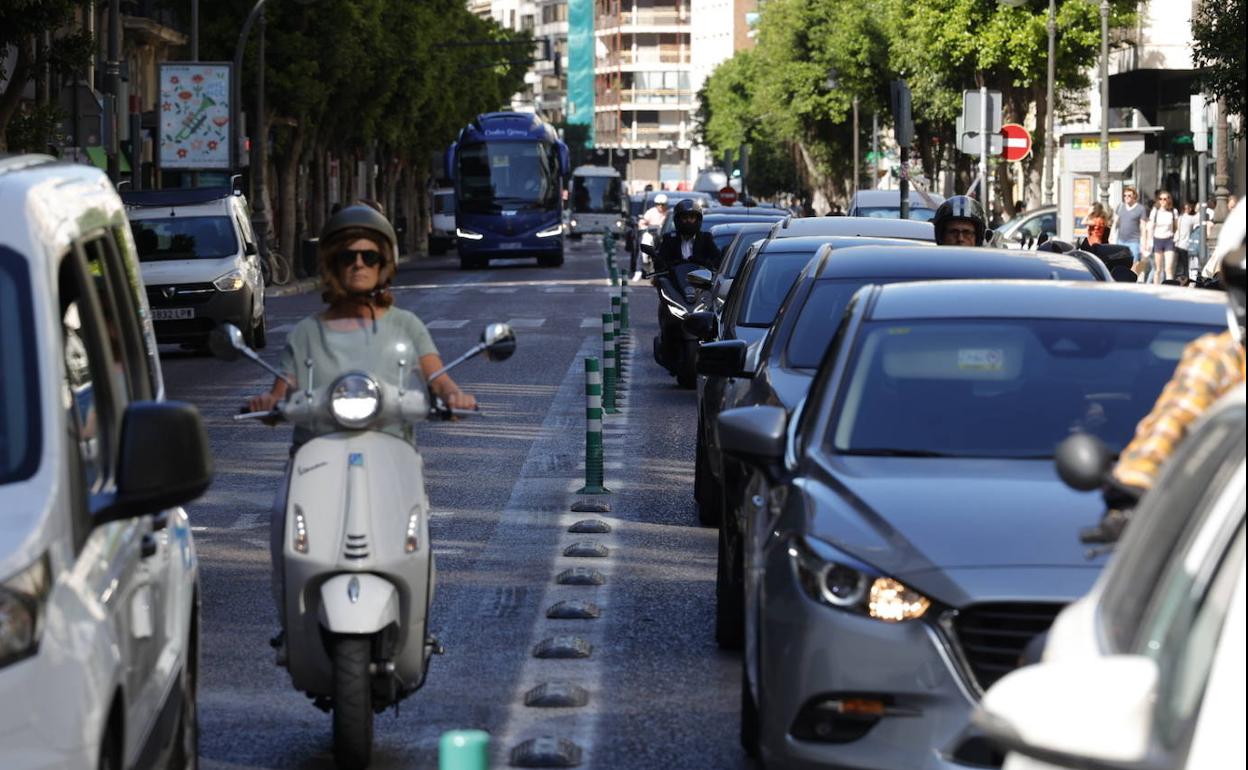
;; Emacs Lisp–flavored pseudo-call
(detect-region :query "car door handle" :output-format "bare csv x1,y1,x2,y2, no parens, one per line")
141,533,158,559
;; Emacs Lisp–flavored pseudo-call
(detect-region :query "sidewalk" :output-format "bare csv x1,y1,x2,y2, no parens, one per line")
264,251,424,298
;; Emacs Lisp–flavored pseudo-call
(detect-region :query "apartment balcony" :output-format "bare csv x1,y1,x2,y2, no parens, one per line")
599,47,690,68
595,88,695,110
595,9,691,35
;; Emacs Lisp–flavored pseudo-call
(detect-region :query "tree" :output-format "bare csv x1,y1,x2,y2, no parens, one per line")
0,0,93,152
1192,0,1245,118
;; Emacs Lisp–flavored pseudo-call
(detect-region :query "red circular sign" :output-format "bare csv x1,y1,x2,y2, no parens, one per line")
1001,123,1033,162
718,186,739,205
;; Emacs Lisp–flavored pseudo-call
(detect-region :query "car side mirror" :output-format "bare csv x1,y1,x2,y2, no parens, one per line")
683,311,718,342
1055,433,1114,491
208,322,247,361
687,268,714,290
974,656,1157,767
696,339,748,378
718,406,787,470
97,401,213,525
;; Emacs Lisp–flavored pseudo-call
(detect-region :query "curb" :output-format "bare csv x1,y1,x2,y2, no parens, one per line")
264,252,423,298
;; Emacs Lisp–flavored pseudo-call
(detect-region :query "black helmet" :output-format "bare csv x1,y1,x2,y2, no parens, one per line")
320,203,399,256
933,195,987,246
673,198,703,238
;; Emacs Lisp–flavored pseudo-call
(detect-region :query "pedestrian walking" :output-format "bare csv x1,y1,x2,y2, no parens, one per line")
1146,191,1179,283
1110,186,1147,264
1177,200,1200,277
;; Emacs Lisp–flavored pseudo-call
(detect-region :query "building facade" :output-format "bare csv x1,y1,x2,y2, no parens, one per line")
689,0,757,174
593,0,695,188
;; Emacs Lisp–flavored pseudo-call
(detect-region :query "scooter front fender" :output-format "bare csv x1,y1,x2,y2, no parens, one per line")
318,573,400,635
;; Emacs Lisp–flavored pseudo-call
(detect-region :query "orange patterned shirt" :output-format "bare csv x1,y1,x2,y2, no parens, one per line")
1113,330,1245,491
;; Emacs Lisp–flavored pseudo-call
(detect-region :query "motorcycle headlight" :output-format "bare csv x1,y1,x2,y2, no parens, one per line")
0,555,51,668
213,270,246,291
456,227,484,241
328,372,382,429
292,505,309,554
536,224,563,238
404,506,421,553
790,537,930,623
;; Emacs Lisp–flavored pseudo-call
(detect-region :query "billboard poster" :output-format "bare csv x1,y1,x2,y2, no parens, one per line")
159,63,231,169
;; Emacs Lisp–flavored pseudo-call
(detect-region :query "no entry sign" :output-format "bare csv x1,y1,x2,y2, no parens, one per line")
1001,123,1033,162
718,186,738,205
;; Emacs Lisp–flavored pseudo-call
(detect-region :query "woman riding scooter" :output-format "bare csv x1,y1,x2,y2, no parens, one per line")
247,204,477,629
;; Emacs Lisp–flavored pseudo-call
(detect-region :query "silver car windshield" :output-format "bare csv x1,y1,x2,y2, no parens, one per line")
130,216,239,261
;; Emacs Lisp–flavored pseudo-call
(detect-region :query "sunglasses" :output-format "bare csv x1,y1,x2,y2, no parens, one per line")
335,249,383,269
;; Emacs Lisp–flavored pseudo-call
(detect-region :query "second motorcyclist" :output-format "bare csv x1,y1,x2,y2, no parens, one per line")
246,203,477,632
655,198,722,273
933,195,988,247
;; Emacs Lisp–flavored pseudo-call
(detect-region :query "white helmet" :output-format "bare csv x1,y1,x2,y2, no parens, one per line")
654,193,669,206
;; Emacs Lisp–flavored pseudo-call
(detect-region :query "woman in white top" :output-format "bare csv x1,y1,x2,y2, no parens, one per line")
1176,200,1201,277
1145,191,1179,283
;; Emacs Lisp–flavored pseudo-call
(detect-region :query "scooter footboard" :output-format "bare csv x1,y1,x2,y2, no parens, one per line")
318,573,400,634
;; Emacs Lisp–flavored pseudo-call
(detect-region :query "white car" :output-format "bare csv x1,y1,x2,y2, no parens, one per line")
997,206,1058,250
123,187,267,349
0,155,211,770
430,187,456,255
976,384,1246,770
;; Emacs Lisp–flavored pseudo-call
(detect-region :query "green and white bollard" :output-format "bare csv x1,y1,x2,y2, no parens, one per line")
608,262,619,287
611,293,625,385
439,730,490,770
601,313,620,414
577,356,611,495
620,281,631,333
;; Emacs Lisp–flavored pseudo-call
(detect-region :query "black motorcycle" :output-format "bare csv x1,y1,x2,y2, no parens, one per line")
641,249,714,389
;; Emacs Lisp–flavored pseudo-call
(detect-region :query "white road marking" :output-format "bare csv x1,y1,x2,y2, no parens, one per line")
580,318,600,328
483,287,518,294
426,319,470,330
506,318,547,329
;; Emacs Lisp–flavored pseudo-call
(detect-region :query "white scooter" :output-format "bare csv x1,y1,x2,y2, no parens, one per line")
210,321,516,769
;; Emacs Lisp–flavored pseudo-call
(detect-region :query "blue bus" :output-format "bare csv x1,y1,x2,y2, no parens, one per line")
445,112,570,270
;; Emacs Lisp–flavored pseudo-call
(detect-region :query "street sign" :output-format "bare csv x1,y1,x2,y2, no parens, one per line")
956,114,1002,155
718,186,738,206
1001,123,1032,162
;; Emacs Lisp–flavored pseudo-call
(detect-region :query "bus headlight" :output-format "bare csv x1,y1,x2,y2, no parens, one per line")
536,224,563,238
456,227,484,240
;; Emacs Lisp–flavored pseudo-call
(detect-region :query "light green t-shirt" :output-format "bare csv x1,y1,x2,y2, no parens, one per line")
279,307,438,442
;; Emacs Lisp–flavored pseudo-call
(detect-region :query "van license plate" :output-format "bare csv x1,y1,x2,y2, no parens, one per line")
152,308,195,320
499,242,522,250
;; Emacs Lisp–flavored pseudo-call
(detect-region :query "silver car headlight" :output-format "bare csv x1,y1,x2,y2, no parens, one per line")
213,269,246,291
789,537,930,622
0,555,51,668
329,372,382,429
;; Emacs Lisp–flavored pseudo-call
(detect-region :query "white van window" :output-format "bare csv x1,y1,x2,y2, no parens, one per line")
81,235,152,401
130,216,239,261
0,248,40,485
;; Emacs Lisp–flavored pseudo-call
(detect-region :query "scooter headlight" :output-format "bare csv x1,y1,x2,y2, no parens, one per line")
404,506,421,553
329,372,382,429
292,505,309,554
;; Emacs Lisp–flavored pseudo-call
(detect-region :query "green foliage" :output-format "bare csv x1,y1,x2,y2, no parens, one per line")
0,0,93,151
4,103,67,153
1192,0,1245,117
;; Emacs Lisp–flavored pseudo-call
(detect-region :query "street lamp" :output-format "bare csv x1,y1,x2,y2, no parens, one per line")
1097,0,1110,207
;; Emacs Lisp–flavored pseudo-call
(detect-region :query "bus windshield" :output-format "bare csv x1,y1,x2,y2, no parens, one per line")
458,141,559,212
572,175,623,214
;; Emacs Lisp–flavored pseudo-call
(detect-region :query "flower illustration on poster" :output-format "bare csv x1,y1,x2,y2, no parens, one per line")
160,63,232,169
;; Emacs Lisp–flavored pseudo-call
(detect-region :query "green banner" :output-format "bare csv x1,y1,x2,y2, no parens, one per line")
567,0,594,146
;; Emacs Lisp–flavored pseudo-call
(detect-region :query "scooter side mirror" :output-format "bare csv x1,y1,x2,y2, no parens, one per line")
687,268,714,290
683,311,718,342
1055,433,1114,491
482,322,517,362
209,323,247,361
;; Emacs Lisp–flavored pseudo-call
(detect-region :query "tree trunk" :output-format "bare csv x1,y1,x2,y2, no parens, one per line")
0,39,33,153
278,126,305,266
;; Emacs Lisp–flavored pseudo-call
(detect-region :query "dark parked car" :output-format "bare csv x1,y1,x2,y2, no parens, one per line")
704,222,778,314
768,214,936,243
717,280,1226,770
701,244,1110,646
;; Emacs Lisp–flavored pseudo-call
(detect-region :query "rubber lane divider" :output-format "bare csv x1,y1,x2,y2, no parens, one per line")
575,356,610,495
611,294,625,386
620,281,630,333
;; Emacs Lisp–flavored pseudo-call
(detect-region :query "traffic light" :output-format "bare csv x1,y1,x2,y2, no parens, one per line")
545,36,562,79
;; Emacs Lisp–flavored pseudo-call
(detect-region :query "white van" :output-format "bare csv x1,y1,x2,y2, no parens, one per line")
568,165,627,239
123,188,267,349
0,155,211,770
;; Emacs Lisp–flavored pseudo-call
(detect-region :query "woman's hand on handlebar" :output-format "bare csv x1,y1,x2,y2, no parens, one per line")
248,392,280,413
444,389,477,412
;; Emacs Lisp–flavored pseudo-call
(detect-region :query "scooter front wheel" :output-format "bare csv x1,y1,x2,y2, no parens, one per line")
331,635,374,770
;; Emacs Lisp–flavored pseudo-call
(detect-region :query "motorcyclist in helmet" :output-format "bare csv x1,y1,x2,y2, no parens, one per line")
640,192,670,230
655,198,722,274
1102,202,1245,522
246,205,478,639
933,195,988,246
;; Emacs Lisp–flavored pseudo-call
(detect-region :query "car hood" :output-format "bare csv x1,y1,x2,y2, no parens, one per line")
803,456,1108,602
141,256,238,285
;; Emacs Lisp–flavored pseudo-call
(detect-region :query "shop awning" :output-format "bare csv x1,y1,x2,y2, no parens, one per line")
84,146,131,173
1108,68,1198,126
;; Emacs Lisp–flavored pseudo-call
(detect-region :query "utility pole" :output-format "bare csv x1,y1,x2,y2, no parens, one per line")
1042,0,1056,206
1097,0,1110,207
852,97,860,200
191,0,199,60
106,0,121,183
252,6,270,259
1212,97,1230,223
871,112,878,190
979,85,989,212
